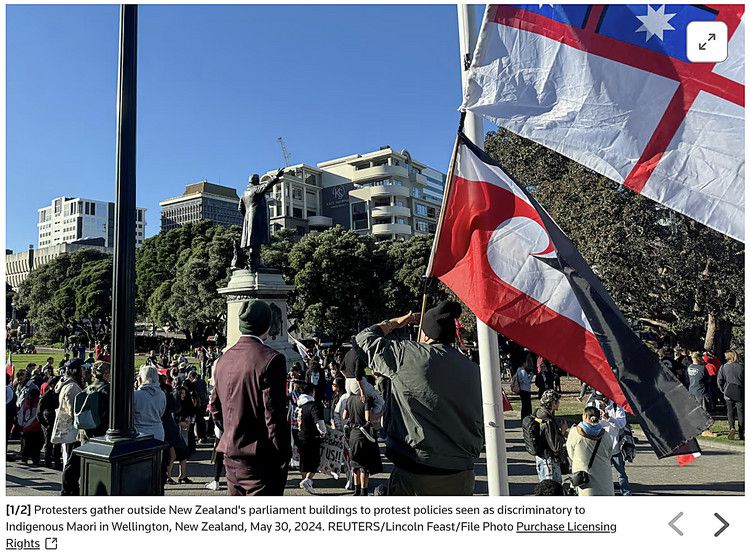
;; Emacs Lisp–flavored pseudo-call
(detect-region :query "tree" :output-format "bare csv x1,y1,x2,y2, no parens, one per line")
14,249,113,343
287,226,381,341
483,128,744,355
137,221,239,343
261,227,300,280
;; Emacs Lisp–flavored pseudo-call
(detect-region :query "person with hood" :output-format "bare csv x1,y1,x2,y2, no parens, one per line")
37,368,62,469
51,359,84,495
534,389,569,483
296,383,327,494
210,299,291,496
133,365,166,442
566,405,615,496
353,301,483,496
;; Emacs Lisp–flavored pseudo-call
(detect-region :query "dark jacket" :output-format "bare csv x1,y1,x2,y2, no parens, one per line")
535,407,566,460
717,362,744,401
687,363,708,397
210,336,291,464
83,379,110,439
353,326,483,472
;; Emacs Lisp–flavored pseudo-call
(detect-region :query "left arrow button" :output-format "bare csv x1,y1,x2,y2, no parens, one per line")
668,512,684,536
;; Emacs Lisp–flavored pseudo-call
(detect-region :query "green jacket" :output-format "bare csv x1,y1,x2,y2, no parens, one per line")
353,326,484,471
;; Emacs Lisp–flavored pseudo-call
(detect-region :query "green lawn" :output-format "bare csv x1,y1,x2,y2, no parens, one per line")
503,377,744,447
8,352,152,375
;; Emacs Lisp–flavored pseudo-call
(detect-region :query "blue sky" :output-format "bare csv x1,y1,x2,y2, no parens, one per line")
6,4,483,252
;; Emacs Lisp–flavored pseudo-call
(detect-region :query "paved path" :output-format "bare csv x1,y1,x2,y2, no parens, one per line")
6,411,743,496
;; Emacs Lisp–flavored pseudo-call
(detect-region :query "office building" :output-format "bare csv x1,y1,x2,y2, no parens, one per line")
6,238,112,290
159,180,243,232
261,146,446,239
37,197,146,248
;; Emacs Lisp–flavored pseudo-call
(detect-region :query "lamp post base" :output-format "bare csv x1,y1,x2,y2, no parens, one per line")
75,435,168,496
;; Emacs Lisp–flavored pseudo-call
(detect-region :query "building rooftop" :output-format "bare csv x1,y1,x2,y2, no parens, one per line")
160,181,240,205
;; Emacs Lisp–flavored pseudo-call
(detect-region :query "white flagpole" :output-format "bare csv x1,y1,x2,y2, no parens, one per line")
456,3,509,496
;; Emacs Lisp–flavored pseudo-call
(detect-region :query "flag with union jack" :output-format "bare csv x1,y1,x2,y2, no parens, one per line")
462,4,744,242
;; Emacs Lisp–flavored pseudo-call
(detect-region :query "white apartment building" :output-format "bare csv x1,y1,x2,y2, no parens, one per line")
261,146,446,239
262,164,332,235
37,197,147,248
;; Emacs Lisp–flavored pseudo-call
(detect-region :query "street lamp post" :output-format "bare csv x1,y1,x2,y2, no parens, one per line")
75,4,167,496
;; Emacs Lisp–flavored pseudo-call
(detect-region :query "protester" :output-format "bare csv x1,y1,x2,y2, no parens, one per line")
159,375,188,486
717,351,744,441
687,353,713,438
354,301,483,496
342,380,382,496
6,374,17,458
133,365,166,442
80,362,111,441
52,359,84,496
516,354,534,420
566,405,615,496
591,394,631,496
211,299,291,496
296,384,327,494
188,370,209,444
37,369,62,469
533,390,568,483
18,385,43,465
535,360,555,399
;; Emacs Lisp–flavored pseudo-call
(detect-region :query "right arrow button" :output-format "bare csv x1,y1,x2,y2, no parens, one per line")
714,513,729,537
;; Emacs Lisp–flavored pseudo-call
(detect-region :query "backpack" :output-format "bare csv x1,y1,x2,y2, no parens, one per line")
522,415,547,457
37,384,60,427
73,388,102,430
510,372,520,394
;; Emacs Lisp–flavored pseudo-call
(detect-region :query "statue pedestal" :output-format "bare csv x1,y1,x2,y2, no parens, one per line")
217,269,301,363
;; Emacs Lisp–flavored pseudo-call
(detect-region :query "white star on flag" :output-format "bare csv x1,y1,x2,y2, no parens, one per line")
636,5,676,42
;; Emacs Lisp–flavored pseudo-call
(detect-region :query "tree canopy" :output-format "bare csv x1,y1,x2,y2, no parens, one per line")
484,128,744,355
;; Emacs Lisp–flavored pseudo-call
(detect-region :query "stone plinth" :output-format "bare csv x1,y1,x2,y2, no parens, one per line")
217,269,300,363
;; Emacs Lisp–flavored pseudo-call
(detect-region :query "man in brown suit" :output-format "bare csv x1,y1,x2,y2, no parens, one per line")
210,299,291,495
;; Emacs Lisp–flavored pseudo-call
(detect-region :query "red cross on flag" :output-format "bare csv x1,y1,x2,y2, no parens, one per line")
462,4,744,242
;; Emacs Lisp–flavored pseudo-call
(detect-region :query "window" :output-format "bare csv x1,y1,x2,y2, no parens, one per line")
416,220,429,232
415,203,428,216
396,218,406,225
351,202,368,230
292,187,303,201
293,207,303,218
307,209,317,218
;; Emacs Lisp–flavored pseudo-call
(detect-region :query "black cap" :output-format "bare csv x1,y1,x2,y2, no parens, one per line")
422,300,462,344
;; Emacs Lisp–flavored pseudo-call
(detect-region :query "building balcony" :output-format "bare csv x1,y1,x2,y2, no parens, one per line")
349,185,411,202
307,215,333,228
352,164,408,183
372,223,412,236
411,172,428,186
371,205,411,218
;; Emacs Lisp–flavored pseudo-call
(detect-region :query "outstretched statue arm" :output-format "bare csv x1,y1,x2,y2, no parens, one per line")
254,168,285,196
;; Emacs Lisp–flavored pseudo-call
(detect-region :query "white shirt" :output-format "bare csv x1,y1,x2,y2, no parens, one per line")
599,401,627,455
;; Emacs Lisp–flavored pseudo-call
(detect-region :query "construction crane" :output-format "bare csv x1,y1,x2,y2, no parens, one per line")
277,137,292,167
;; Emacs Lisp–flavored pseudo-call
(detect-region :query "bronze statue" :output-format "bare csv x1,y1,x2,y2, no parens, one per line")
231,169,284,271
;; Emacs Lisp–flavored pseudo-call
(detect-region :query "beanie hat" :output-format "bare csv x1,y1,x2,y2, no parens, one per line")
421,300,462,344
238,299,272,336
540,389,562,409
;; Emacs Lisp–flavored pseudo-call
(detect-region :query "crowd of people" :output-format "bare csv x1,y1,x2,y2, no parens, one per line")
5,304,745,497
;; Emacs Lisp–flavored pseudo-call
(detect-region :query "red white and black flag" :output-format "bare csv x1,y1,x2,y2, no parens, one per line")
427,132,711,459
